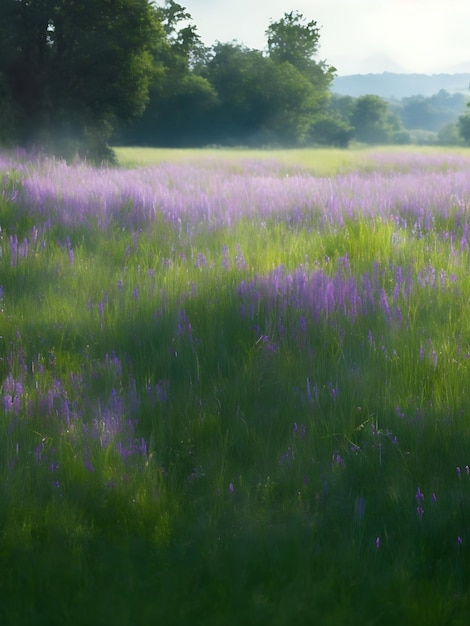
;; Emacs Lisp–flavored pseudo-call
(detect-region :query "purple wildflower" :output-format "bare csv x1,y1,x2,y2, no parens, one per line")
2,395,13,412
195,252,207,268
9,234,18,266
328,382,339,401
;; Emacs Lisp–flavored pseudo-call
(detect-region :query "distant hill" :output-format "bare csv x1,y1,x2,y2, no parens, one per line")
332,72,470,100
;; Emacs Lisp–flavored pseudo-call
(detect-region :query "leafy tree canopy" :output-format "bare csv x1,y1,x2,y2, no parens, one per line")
266,11,320,69
351,95,403,144
400,90,467,132
458,112,470,144
117,0,216,147
196,42,325,146
0,0,162,161
0,2,349,152
266,11,335,86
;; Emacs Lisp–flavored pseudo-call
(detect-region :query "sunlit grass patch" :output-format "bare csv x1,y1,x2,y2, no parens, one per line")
114,145,372,176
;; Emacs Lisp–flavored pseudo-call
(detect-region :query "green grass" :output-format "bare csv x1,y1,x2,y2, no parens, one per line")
2,147,470,624
114,144,470,175
114,145,372,175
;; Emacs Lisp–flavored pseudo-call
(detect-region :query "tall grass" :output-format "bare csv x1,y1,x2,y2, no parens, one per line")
1,147,470,624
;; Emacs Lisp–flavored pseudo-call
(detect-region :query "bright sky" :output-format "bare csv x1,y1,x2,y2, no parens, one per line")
182,0,470,75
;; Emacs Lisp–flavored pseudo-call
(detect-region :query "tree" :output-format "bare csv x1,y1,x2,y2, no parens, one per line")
400,96,434,130
117,0,217,147
457,81,470,142
0,0,162,161
120,6,339,148
400,90,467,132
198,42,276,144
437,122,462,146
265,11,336,144
0,71,17,146
309,116,353,147
309,94,356,147
201,43,267,143
261,60,325,145
266,11,319,71
458,113,470,145
329,94,357,123
351,95,403,144
156,0,205,65
266,11,335,87
199,42,322,146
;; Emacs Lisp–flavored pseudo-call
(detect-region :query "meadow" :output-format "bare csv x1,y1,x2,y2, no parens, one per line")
1,145,470,624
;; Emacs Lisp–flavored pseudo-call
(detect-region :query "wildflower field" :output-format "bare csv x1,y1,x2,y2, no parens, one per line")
2,146,470,624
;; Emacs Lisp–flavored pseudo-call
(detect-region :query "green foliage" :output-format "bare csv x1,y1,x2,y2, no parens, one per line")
266,10,323,75
199,43,326,146
119,6,336,148
117,0,216,147
400,90,468,132
458,112,470,144
329,93,356,121
265,10,335,138
323,94,412,147
309,114,354,147
0,0,162,161
437,122,462,146
0,72,17,145
351,94,404,144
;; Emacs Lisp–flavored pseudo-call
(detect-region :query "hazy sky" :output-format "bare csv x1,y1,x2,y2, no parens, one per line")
182,0,470,75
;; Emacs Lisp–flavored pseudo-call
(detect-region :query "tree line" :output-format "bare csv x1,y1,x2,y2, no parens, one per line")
1,0,469,162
